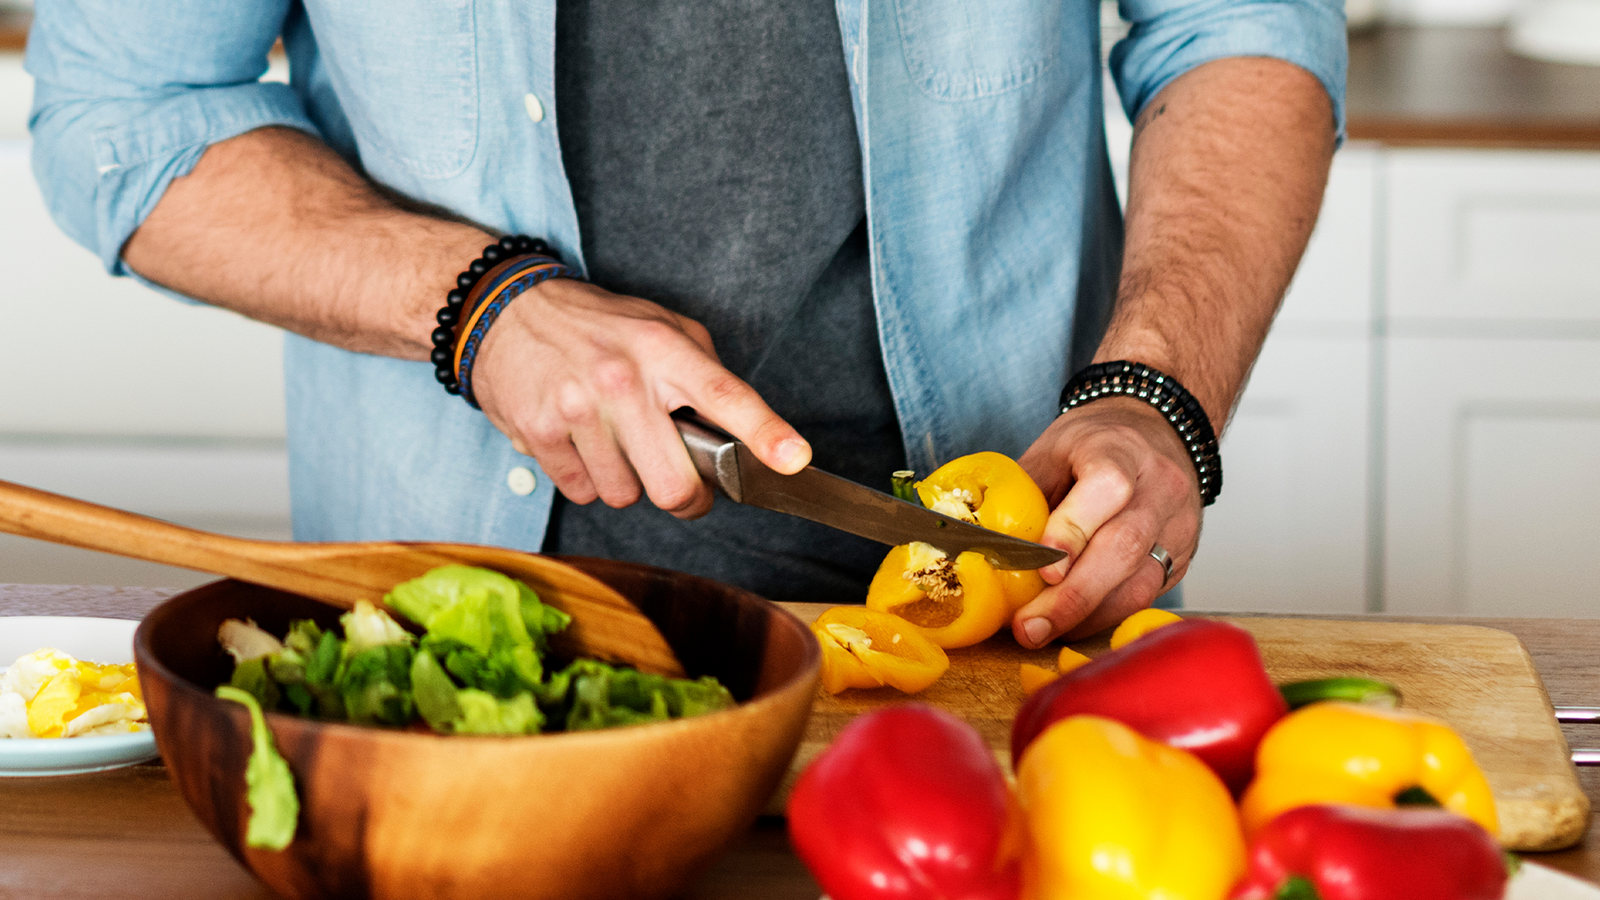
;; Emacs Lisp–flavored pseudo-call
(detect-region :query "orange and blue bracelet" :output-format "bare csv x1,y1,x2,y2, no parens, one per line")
431,235,581,408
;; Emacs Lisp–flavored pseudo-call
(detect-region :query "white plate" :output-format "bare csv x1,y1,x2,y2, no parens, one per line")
1511,862,1600,899
0,617,159,776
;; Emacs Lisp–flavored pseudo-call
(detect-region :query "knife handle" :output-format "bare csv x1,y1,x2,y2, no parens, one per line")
672,409,744,500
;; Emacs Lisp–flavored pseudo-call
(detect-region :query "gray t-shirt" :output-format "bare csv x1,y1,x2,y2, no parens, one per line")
544,0,906,604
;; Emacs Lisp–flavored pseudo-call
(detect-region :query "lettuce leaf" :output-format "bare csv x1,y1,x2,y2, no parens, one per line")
541,659,734,732
385,565,564,688
455,689,542,734
215,685,299,851
337,644,416,727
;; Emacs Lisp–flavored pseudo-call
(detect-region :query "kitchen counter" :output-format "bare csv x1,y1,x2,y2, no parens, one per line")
0,10,24,52
3,582,1600,897
4,15,1600,148
1348,25,1600,148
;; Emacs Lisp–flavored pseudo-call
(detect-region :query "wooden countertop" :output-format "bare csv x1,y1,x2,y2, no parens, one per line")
3,582,1600,898
4,14,1599,148
0,10,23,51
1348,25,1600,148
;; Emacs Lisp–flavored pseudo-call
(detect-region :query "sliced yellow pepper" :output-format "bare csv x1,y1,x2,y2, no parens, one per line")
867,452,1050,648
1239,701,1499,838
1016,715,1246,900
1108,607,1183,649
1019,647,1094,695
811,606,950,695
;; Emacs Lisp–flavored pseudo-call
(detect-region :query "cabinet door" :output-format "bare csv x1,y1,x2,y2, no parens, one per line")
1386,149,1600,325
1182,336,1371,615
1275,143,1379,329
1383,338,1600,617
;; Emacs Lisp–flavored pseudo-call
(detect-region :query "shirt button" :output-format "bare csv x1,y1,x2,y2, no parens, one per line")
523,92,545,123
507,466,538,496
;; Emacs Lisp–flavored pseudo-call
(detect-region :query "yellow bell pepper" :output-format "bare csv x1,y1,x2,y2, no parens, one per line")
1016,715,1246,900
811,606,950,694
1239,701,1499,838
867,452,1050,648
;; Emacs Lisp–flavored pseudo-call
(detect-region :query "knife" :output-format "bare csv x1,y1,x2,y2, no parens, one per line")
673,412,1067,571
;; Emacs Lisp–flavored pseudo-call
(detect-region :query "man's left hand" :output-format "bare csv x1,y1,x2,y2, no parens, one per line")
1012,397,1203,646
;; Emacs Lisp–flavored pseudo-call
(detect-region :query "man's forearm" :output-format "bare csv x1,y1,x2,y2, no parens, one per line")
1099,57,1336,429
122,126,492,361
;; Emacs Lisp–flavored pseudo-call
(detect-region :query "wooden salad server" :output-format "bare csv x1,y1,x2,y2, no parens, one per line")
0,478,685,677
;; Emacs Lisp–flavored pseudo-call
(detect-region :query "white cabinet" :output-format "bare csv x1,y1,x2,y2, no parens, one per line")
1182,147,1378,615
1189,144,1600,617
1379,149,1600,618
1383,338,1600,617
1385,150,1600,325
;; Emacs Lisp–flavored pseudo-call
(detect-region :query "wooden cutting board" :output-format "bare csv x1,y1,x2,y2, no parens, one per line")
771,604,1591,852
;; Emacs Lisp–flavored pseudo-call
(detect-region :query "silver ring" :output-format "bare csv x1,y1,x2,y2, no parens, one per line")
1149,544,1174,580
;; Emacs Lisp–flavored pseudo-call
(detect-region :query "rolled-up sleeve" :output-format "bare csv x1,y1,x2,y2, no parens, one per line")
26,0,320,276
1111,0,1347,141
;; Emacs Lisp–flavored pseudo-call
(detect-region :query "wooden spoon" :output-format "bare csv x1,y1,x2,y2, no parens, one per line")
0,479,685,677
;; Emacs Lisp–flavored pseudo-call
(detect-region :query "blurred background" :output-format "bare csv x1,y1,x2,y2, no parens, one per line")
1,0,1597,617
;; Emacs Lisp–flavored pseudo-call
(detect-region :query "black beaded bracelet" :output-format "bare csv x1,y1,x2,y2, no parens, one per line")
1059,360,1223,506
430,235,579,407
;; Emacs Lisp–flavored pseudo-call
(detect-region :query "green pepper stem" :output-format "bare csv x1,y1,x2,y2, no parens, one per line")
1275,876,1322,900
1278,677,1402,710
891,471,919,504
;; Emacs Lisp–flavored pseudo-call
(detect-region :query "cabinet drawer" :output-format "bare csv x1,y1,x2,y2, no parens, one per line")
1385,149,1600,326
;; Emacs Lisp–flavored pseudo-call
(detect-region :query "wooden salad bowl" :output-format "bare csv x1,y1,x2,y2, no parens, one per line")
134,557,821,900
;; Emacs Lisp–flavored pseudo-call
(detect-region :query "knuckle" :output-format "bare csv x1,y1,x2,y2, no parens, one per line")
652,483,701,515
554,386,600,428
590,359,641,399
700,371,752,408
599,483,642,509
1101,526,1150,563
1043,583,1096,624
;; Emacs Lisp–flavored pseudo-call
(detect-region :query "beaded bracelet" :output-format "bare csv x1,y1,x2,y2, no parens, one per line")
430,235,581,409
1058,360,1223,506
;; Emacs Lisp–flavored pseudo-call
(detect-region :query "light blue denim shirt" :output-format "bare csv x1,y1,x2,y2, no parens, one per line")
26,0,1345,550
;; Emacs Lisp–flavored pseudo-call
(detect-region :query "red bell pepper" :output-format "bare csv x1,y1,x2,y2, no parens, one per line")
1229,804,1511,900
1010,617,1285,794
788,704,1021,900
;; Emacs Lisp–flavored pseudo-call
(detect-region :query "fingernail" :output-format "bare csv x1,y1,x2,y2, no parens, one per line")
1041,560,1068,585
776,438,808,472
1023,617,1053,647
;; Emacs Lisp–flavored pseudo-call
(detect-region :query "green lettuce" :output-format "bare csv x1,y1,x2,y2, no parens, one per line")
541,659,734,732
216,685,299,851
410,647,544,734
385,565,566,689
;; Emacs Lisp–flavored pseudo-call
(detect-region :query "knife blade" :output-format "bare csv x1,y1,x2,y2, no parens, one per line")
674,412,1067,570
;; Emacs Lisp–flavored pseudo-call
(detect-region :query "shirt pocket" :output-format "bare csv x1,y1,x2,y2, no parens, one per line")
893,0,1061,101
307,0,479,179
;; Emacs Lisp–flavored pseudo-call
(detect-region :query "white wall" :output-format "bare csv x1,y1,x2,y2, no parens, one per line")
0,51,291,589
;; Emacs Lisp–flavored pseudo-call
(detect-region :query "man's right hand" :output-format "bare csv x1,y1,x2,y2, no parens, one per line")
471,277,811,518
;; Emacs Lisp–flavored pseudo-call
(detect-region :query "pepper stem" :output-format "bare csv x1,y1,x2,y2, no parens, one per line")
1278,677,1401,710
1394,785,1443,807
1275,876,1322,900
891,471,919,504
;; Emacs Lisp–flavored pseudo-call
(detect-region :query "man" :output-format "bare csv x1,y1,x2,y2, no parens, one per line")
26,0,1342,647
